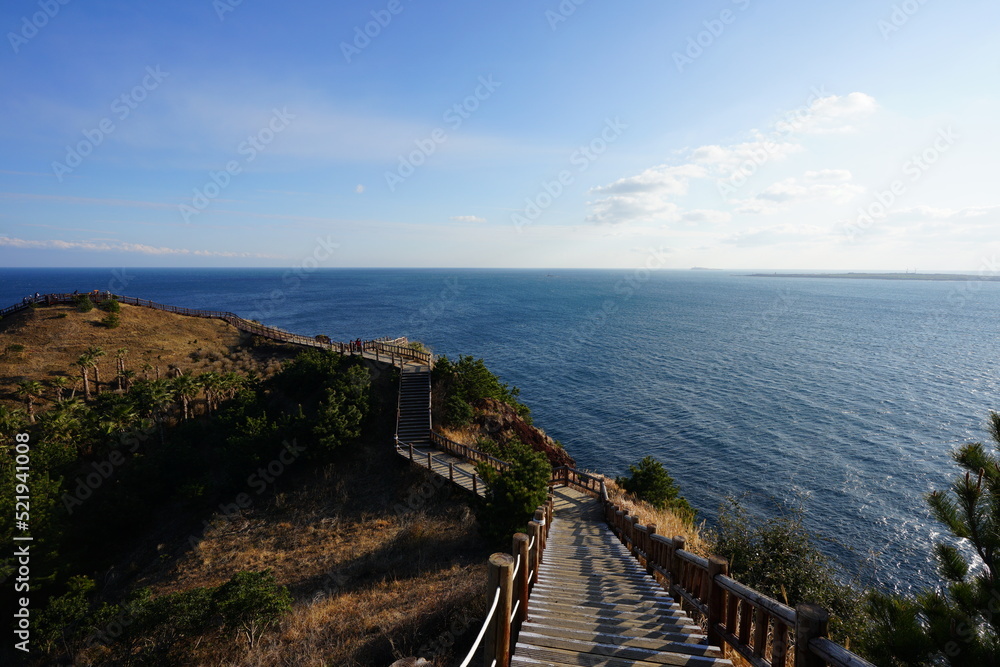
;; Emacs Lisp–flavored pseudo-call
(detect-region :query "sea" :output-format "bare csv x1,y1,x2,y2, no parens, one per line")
4,267,999,594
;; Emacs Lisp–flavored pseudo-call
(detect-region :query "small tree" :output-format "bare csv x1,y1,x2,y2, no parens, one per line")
860,411,1000,664
616,456,693,519
476,441,552,544
74,294,94,312
101,312,120,328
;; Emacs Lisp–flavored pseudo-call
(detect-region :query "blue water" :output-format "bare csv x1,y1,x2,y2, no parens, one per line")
4,267,1000,592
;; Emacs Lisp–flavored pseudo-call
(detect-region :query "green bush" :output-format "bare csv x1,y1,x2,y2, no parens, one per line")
74,295,94,312
444,394,474,427
213,569,292,634
713,496,863,643
476,440,551,544
6,343,25,354
101,312,120,328
616,456,694,519
434,354,531,423
99,298,121,313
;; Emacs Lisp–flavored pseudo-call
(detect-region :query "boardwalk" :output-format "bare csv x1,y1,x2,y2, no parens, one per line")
512,487,731,667
393,361,485,495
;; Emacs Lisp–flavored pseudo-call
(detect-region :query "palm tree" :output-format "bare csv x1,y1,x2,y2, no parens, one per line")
76,354,93,400
85,346,106,393
0,405,28,437
198,372,222,415
171,374,200,421
16,380,44,422
47,376,70,401
115,348,128,389
119,369,137,392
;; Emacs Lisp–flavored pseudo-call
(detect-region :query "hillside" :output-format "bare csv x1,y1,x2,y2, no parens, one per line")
0,302,489,666
0,301,296,407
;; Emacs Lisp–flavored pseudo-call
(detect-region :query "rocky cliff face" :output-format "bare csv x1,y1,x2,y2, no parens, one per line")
472,397,575,468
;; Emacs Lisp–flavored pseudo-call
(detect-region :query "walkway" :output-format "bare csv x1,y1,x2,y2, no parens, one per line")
512,487,731,667
393,361,485,496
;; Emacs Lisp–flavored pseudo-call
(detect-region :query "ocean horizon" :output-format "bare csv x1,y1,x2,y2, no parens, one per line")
4,266,999,594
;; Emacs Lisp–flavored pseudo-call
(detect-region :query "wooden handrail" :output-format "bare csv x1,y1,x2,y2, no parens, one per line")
603,498,874,667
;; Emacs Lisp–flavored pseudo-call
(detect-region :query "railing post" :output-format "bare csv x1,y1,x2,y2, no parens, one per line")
426,451,432,470
629,516,639,557
473,474,478,495
485,553,514,667
645,524,657,576
408,443,414,461
512,533,530,634
528,520,542,585
706,556,728,647
449,462,454,484
534,508,546,559
671,536,686,591
794,604,829,667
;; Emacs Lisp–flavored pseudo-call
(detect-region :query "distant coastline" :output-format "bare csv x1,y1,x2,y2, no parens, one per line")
748,272,1000,282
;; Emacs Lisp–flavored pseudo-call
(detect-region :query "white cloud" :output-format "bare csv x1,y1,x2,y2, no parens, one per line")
0,236,281,258
788,92,878,135
450,215,487,223
355,184,365,194
721,224,830,247
679,209,732,225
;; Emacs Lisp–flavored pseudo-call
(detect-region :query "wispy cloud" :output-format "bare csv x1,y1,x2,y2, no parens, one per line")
585,92,878,226
0,235,283,258
450,215,487,223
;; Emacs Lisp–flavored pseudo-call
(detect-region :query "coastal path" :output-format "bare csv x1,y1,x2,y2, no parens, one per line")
512,485,730,667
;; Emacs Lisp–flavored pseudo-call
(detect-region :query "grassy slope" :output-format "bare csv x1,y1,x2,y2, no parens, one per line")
0,302,293,407
3,303,489,666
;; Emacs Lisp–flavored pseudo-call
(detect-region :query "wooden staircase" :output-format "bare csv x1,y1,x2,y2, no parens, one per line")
396,364,432,448
512,488,731,667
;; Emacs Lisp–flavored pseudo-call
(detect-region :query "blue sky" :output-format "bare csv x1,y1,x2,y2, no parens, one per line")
2,0,998,269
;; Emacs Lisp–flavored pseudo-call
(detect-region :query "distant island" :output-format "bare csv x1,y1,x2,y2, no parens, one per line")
748,272,1000,281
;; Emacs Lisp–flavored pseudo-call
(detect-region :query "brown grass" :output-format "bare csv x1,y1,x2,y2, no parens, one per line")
600,476,712,557
79,452,491,666
0,302,297,405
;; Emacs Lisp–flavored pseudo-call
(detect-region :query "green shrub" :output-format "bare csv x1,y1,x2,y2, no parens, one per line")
213,569,292,634
476,440,551,544
101,312,120,328
616,456,694,519
6,343,25,354
434,354,531,423
444,394,474,427
99,298,121,313
713,496,863,642
74,295,94,312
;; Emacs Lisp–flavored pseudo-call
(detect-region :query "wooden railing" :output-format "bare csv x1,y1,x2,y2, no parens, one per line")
430,431,511,474
549,465,605,496
605,498,875,667
456,496,554,667
2,293,432,365
394,440,489,496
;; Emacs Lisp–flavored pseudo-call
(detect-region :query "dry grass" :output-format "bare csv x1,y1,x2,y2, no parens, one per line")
96,454,491,667
0,302,297,406
600,476,712,557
